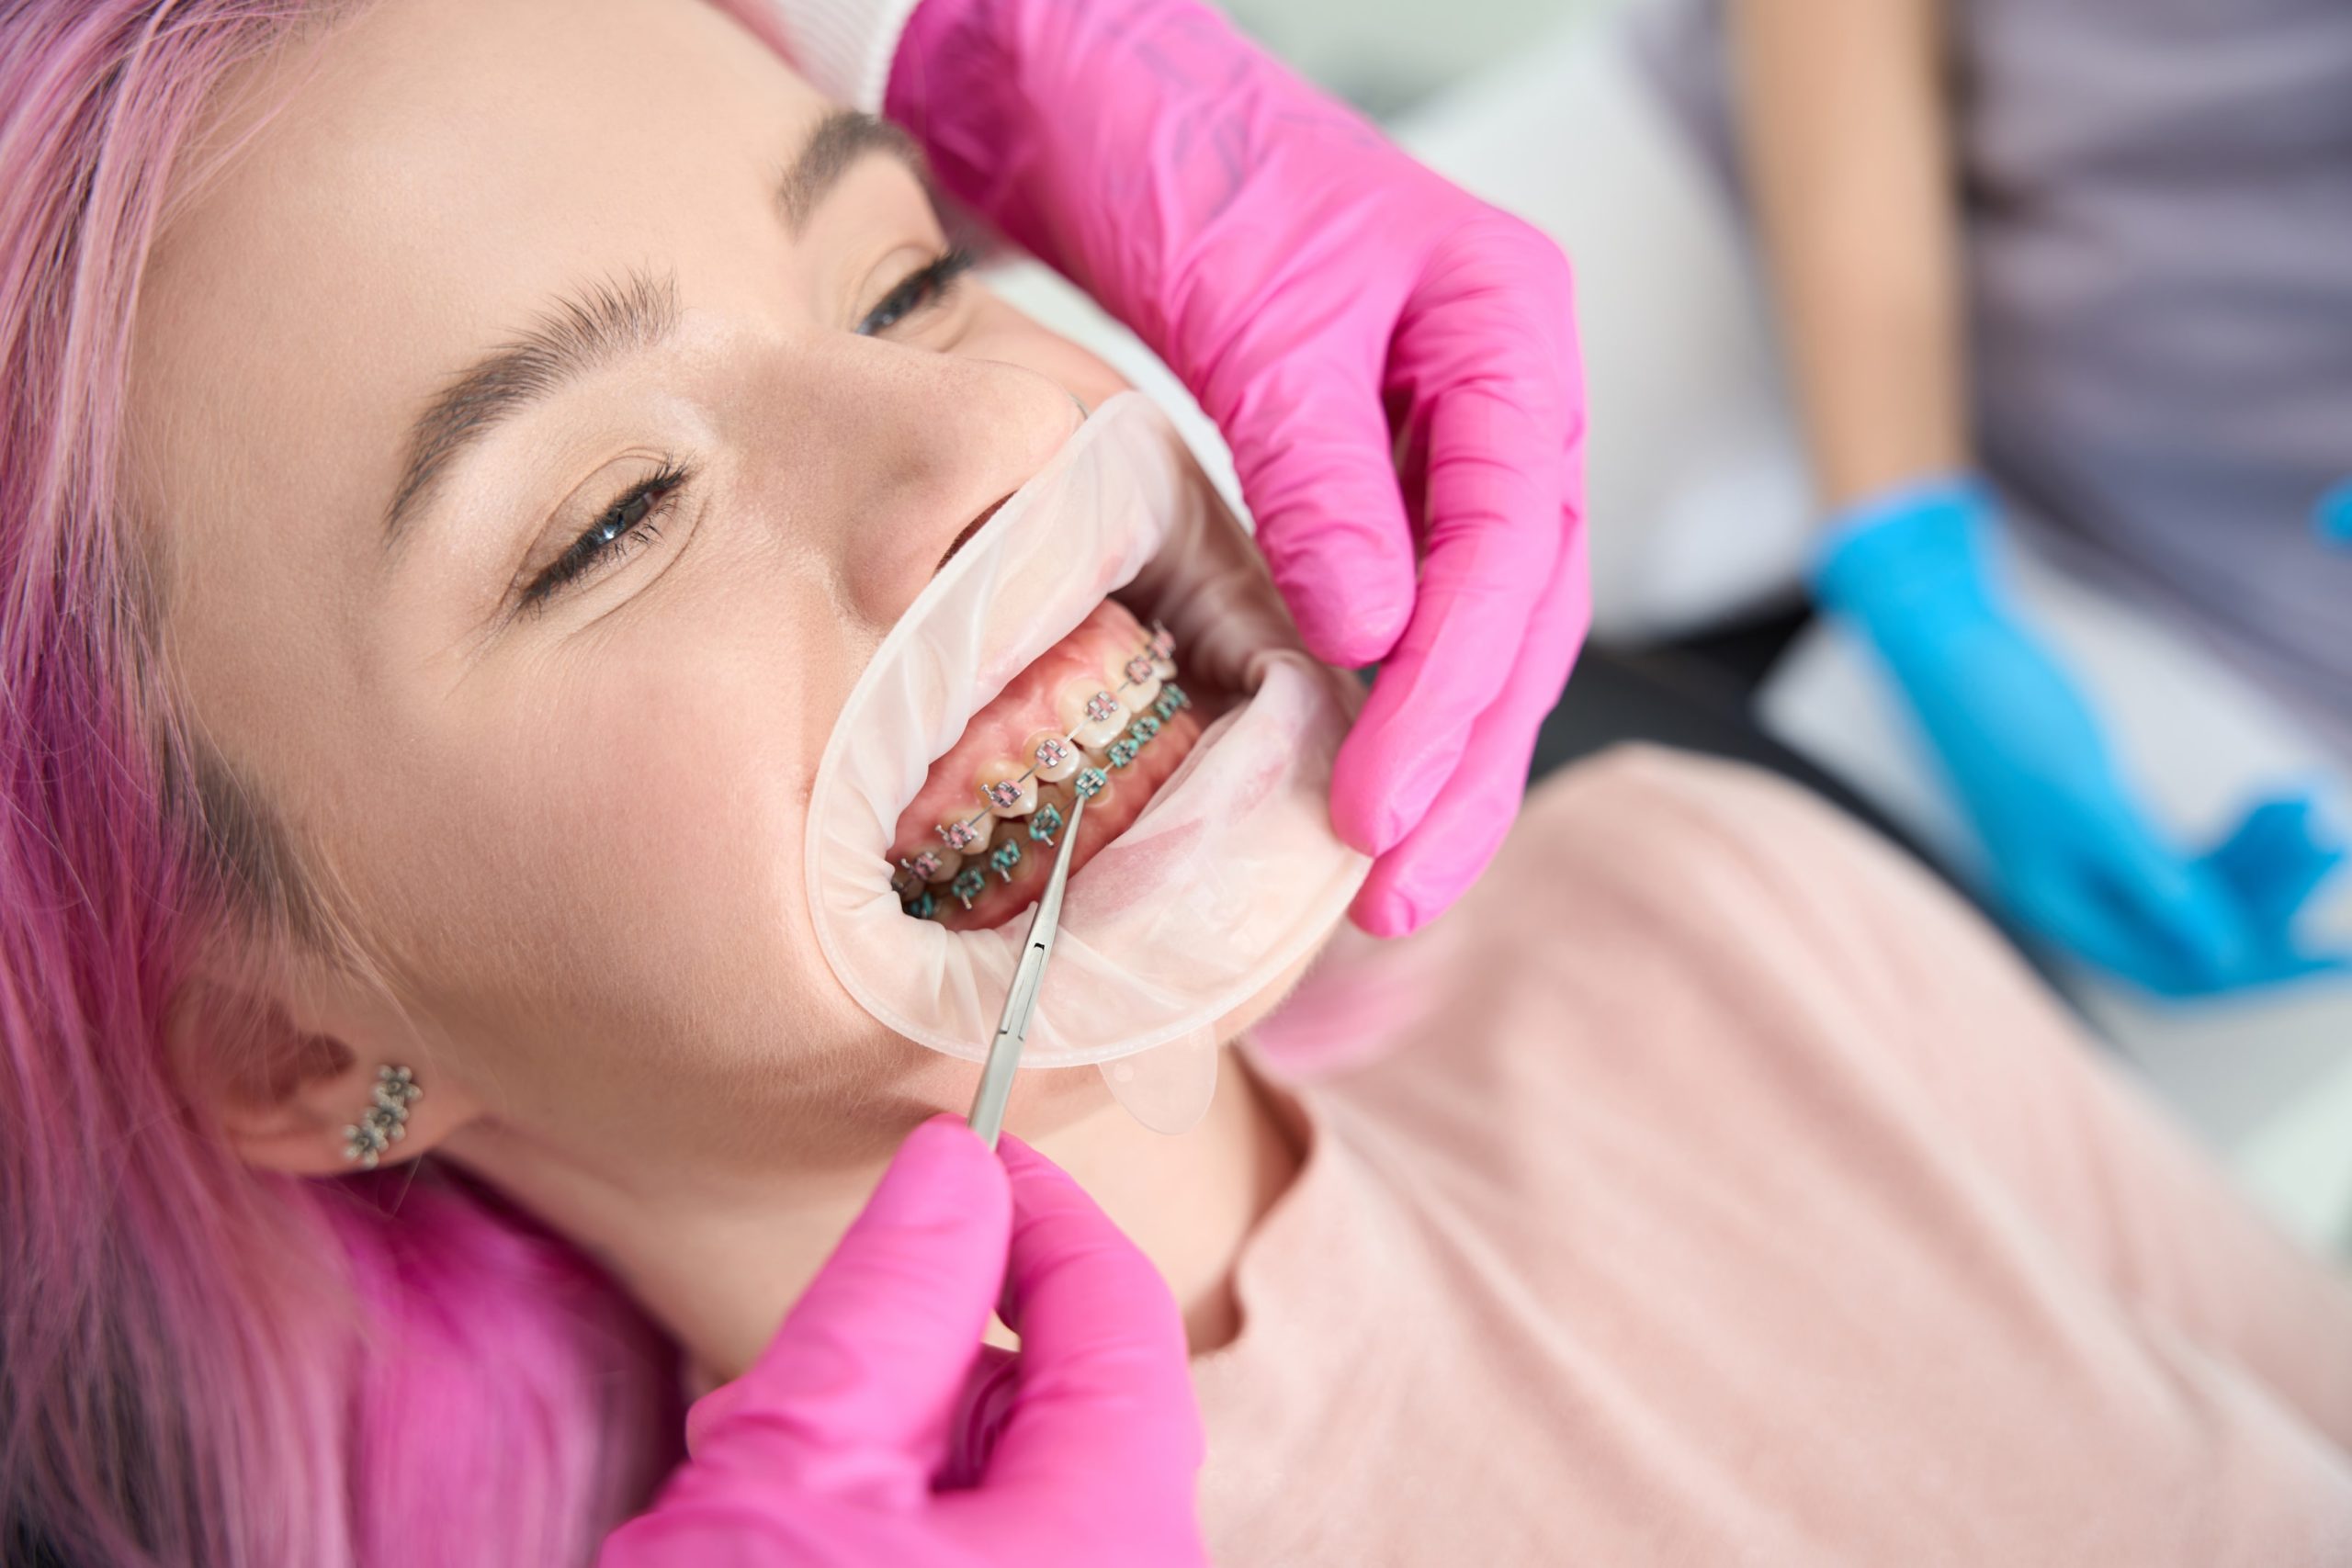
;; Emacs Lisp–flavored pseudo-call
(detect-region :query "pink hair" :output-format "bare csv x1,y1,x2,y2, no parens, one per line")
0,5,681,1562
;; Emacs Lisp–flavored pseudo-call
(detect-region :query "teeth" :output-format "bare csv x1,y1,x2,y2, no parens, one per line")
977,762,1038,819
937,813,994,854
1026,730,1082,784
902,845,963,885
1109,649,1163,713
901,629,1190,922
1058,682,1132,750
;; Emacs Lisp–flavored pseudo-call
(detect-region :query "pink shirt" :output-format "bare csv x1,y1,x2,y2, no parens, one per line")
1204,748,2352,1565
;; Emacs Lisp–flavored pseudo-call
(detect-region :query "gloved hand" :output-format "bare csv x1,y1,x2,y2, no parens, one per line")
1813,479,2347,998
599,1116,1206,1567
2317,479,2352,547
888,0,1589,938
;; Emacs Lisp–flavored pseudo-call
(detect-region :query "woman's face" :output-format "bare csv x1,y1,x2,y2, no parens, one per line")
132,0,1172,1168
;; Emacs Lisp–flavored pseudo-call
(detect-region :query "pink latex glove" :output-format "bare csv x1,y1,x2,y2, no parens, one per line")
888,0,1590,937
598,1116,1206,1567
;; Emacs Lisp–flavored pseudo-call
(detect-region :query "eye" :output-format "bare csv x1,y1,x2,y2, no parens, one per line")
520,461,690,609
856,245,976,336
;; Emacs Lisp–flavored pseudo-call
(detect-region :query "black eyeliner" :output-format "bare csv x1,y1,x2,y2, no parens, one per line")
856,245,977,336
520,460,688,608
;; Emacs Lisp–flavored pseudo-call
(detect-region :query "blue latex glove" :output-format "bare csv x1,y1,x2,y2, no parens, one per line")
2317,479,2352,547
1812,479,2347,997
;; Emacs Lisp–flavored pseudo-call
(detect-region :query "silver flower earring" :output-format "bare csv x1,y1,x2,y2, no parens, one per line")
341,1064,423,1169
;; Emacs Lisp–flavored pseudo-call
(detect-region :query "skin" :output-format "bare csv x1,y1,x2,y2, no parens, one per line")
1727,0,1965,510
131,0,1310,1377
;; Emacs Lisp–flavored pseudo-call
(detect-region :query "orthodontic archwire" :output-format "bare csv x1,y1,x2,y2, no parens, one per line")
897,622,1189,916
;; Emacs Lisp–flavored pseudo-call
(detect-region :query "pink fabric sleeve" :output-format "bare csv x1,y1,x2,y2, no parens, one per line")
1614,749,2352,1452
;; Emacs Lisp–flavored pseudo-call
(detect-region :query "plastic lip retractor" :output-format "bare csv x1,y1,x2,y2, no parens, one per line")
803,393,1369,1133
967,790,1087,1150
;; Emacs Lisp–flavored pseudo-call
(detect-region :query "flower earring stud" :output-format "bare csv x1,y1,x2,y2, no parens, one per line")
341,1064,422,1169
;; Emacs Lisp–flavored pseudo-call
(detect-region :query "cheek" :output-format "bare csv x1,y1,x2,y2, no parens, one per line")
342,610,907,1145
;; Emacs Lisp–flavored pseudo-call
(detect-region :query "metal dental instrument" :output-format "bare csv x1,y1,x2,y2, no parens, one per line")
967,789,1087,1149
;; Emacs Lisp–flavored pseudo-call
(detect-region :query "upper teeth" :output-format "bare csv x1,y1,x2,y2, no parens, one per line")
910,628,1181,919
937,815,993,852
905,847,958,882
980,773,1039,818
1108,648,1162,714
1067,687,1132,750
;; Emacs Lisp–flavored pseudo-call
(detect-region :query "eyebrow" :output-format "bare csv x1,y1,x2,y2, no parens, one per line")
379,108,922,550
777,109,922,232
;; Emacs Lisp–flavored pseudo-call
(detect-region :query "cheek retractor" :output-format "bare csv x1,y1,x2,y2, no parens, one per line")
803,394,1369,1130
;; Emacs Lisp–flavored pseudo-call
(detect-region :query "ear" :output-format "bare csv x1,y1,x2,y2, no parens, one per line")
166,960,477,1177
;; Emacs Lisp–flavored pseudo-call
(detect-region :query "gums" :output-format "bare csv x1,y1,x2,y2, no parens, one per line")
888,598,1204,931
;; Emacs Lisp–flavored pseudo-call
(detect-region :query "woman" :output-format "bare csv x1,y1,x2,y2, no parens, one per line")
3,1,2347,1564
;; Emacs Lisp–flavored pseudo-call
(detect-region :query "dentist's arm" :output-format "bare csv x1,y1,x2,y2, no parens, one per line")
1726,0,1962,509
599,1116,1207,1567
1727,0,2342,996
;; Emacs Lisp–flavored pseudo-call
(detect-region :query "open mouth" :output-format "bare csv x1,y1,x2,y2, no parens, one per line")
888,594,1216,931
805,392,1366,1068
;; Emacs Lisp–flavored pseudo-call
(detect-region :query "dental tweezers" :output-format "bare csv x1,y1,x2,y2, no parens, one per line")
967,789,1087,1150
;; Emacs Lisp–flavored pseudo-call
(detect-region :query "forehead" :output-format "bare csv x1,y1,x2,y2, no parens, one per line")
130,0,821,581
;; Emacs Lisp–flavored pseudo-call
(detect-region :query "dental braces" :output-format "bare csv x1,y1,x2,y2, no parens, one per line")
893,621,1190,916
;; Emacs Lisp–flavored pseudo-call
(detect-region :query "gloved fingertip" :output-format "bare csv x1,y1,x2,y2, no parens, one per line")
1352,794,1426,863
865,1115,1001,1229
899,1111,990,1167
1279,571,1409,669
1302,618,1401,671
1328,811,1386,862
1347,883,1424,939
1327,755,1412,858
911,1109,985,1143
991,1130,1055,1178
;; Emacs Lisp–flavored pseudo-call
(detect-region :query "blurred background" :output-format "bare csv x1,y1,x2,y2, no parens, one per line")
1223,0,1571,117
990,0,2352,1252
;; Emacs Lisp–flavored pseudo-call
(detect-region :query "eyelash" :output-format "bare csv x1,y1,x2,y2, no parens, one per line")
521,460,690,609
857,244,976,335
517,249,975,611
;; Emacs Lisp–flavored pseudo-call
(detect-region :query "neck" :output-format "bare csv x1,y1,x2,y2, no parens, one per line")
447,1046,1297,1389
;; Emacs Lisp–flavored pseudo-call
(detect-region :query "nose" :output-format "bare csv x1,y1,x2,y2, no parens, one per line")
751,334,1087,627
